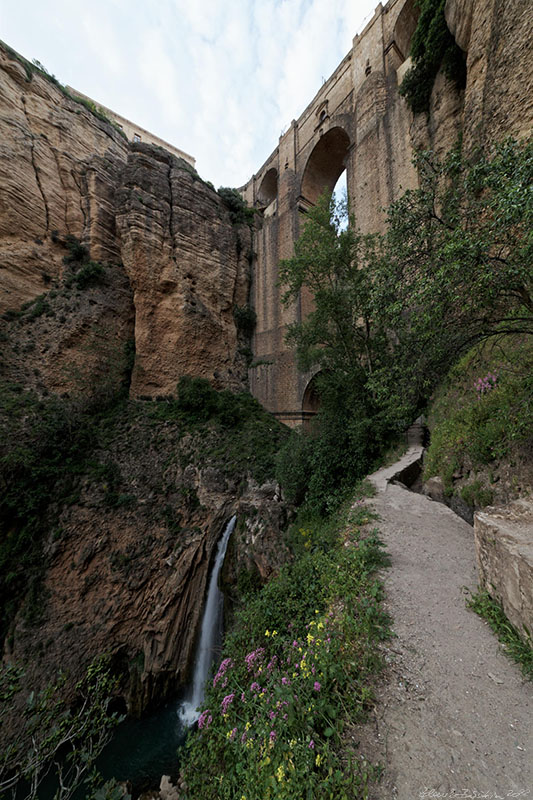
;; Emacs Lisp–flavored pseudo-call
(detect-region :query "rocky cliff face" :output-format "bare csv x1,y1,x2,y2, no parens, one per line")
0,43,277,722
2,393,291,717
0,44,252,398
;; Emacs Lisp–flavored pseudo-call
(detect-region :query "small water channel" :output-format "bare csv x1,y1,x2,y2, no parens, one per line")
96,515,237,795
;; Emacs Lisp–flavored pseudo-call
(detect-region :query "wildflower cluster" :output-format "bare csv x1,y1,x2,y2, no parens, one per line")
190,615,341,797
475,372,498,398
181,504,389,800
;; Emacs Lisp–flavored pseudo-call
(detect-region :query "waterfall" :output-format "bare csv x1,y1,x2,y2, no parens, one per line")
179,515,236,725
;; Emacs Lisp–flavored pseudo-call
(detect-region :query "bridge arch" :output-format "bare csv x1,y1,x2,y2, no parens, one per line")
257,167,278,208
300,127,351,207
302,372,322,429
393,0,420,61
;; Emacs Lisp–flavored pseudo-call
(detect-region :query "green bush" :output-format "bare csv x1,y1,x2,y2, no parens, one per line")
424,337,533,489
73,261,105,289
217,187,255,226
233,304,256,338
399,0,466,114
63,234,89,265
176,376,220,418
180,502,389,800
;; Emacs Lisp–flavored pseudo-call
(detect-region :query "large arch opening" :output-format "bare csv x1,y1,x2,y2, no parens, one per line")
256,167,278,209
300,127,351,207
393,0,420,62
302,373,321,430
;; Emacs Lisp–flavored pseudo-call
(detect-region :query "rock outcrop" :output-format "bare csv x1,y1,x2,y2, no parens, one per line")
474,499,533,643
116,145,251,397
4,412,290,716
0,44,252,397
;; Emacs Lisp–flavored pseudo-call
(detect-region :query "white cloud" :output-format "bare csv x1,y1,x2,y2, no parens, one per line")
1,0,380,186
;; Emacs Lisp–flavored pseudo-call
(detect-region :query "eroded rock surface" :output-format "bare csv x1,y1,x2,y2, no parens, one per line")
0,44,252,397
474,499,533,642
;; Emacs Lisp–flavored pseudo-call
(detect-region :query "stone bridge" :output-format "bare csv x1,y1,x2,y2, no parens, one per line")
241,0,532,426
241,0,420,425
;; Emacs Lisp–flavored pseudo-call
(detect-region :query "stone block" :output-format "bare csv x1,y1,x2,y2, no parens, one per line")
474,499,533,642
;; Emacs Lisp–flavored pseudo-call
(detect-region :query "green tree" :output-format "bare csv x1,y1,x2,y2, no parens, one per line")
0,657,125,800
277,193,390,513
276,139,532,512
279,192,379,383
368,137,533,423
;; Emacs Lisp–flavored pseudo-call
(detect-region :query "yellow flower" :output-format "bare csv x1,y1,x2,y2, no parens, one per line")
245,721,251,730
276,765,285,782
317,622,324,630
289,739,296,748
265,630,270,637
315,754,323,767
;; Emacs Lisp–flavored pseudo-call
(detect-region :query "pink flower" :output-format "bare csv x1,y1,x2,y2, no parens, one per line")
245,647,265,672
198,709,212,730
213,657,234,687
308,740,315,749
269,730,276,743
281,676,290,686
250,682,260,694
230,727,237,741
313,681,321,692
221,693,235,714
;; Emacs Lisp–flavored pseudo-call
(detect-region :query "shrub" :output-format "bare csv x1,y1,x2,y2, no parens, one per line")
176,376,219,418
399,0,466,114
73,261,105,289
217,187,255,226
233,304,256,338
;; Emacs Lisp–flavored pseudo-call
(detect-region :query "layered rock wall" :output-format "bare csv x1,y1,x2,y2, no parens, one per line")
0,45,251,397
474,500,533,643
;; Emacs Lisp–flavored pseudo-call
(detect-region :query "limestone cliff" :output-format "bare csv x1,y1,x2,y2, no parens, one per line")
1,386,291,718
0,42,278,723
0,43,252,398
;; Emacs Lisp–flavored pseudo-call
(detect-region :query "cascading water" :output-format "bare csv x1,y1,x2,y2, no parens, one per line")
179,514,236,725
91,515,236,794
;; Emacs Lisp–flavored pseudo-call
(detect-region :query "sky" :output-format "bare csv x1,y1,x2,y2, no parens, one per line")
1,0,378,188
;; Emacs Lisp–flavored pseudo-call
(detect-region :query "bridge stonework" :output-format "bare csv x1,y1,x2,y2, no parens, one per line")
242,0,533,425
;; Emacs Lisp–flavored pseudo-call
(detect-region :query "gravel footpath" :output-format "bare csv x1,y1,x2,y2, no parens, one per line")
356,446,532,800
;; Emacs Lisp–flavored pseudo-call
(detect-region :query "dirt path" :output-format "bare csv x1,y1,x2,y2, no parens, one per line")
357,446,532,800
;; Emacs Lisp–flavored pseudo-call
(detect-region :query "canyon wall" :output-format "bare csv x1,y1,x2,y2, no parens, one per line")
0,44,251,398
0,44,273,718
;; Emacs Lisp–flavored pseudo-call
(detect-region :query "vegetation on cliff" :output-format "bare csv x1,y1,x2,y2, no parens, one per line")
399,0,466,114
423,336,533,511
0,374,288,647
0,657,124,800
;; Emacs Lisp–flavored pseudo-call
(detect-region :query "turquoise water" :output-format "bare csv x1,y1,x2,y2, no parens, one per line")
96,700,188,795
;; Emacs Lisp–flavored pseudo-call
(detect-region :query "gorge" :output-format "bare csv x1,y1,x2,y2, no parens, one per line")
0,0,532,796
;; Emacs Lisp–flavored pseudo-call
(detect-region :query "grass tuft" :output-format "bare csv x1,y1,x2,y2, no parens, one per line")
467,589,533,680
